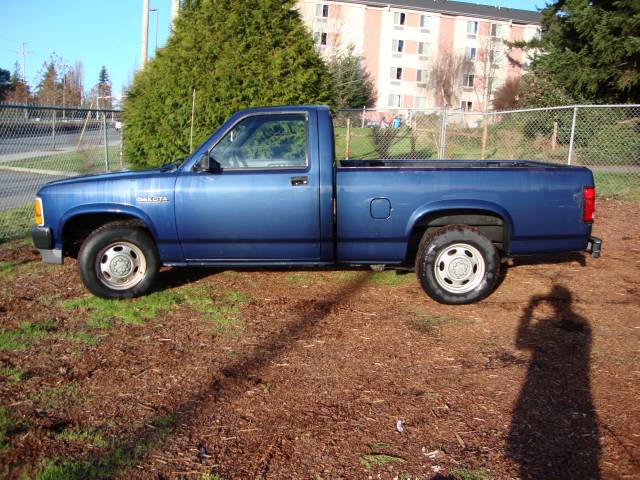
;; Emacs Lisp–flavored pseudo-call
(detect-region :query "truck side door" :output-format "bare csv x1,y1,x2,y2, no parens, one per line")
174,112,321,262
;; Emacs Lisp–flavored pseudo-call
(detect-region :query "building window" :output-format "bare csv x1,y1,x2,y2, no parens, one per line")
393,12,406,26
462,73,475,88
489,49,503,64
314,32,327,46
420,15,431,30
415,96,427,109
388,94,401,108
418,42,429,57
416,69,428,83
390,67,403,80
392,39,404,53
461,100,473,111
491,23,502,37
467,20,478,38
316,3,329,18
465,47,477,60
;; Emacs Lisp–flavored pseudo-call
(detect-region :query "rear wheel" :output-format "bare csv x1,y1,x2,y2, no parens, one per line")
415,225,500,305
78,222,159,299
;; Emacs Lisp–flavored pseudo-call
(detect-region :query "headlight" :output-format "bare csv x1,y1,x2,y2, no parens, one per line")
34,197,44,226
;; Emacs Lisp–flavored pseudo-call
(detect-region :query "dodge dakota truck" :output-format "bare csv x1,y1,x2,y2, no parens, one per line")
30,105,601,304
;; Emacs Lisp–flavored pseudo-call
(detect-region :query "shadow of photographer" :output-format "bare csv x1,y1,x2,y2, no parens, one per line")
507,284,600,479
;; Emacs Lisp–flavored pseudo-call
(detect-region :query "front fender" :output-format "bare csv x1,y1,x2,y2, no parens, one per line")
58,203,159,241
405,199,515,238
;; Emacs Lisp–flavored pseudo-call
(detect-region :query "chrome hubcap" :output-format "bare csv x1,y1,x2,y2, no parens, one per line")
96,242,147,290
434,243,485,294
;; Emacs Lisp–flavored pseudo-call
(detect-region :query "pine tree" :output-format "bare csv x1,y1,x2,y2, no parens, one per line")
96,66,112,108
527,0,640,103
124,0,332,168
326,46,374,108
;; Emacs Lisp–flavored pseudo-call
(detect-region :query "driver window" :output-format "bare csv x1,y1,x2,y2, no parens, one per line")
211,114,307,169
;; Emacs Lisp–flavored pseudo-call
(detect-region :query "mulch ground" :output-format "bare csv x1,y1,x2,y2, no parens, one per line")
1,199,639,479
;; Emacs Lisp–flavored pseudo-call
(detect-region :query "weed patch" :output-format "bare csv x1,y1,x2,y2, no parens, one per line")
61,290,185,326
184,287,250,330
0,261,20,281
32,383,80,411
56,429,108,448
450,467,489,480
0,319,57,350
285,272,317,284
0,366,26,386
360,453,405,469
369,270,414,286
0,407,12,453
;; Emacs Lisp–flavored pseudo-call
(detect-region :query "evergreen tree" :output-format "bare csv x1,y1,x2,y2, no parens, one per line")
526,0,640,103
326,46,374,108
4,63,31,104
96,65,112,108
0,67,10,101
124,0,332,168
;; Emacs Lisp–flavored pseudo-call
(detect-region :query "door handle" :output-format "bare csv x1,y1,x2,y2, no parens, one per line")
290,176,309,186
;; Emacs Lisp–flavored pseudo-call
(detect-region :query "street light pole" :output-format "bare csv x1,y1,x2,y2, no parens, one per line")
141,0,149,68
150,8,159,54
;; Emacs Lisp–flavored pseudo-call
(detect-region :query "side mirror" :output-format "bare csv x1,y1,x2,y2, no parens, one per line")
193,152,221,173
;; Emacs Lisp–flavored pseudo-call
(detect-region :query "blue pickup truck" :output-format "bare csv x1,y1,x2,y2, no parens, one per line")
30,105,601,304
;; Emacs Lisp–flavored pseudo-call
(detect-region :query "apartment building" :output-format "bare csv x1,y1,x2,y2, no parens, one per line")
297,0,540,111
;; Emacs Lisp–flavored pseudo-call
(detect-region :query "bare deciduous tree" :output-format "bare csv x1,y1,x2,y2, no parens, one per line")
430,53,471,107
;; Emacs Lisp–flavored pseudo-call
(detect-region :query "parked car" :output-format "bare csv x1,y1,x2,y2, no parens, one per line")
30,105,601,304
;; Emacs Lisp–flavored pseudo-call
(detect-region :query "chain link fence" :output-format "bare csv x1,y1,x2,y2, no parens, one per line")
334,104,640,203
0,103,124,242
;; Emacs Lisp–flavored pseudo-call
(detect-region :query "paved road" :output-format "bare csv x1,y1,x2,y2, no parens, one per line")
0,128,121,162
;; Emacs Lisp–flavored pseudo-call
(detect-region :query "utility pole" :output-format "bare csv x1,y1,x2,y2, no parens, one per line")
17,42,31,82
140,0,150,69
171,0,180,27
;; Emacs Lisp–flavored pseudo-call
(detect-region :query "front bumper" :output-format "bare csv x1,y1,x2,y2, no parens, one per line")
30,226,63,265
587,236,602,258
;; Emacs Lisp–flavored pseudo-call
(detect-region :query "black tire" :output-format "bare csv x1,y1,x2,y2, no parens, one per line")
415,224,500,305
78,222,160,299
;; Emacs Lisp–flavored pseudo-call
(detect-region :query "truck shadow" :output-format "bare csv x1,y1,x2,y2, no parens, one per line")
506,284,600,479
509,251,587,268
63,272,372,477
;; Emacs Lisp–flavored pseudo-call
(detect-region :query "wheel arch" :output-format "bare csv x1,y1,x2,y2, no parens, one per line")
404,200,513,265
58,205,157,258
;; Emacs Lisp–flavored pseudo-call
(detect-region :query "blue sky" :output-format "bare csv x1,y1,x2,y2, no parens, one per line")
0,0,542,99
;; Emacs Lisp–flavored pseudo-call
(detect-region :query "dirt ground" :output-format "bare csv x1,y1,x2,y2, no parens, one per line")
0,199,639,480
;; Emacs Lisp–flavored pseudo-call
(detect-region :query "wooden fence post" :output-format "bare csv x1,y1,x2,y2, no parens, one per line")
345,117,351,160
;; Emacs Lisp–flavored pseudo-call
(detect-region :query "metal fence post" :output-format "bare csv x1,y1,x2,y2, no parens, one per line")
567,106,578,165
102,112,109,171
361,106,366,128
438,106,447,159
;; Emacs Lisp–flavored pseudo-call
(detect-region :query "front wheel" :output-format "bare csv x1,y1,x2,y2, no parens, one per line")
415,225,500,305
78,222,160,299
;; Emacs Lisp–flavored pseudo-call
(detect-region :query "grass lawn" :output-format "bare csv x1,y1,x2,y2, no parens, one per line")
0,204,33,243
593,172,640,202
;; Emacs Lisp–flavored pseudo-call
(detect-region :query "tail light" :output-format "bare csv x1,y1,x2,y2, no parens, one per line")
582,187,595,222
